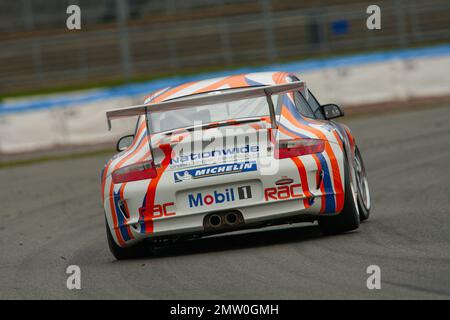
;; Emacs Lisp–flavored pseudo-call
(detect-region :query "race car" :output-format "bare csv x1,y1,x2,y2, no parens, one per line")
102,71,371,260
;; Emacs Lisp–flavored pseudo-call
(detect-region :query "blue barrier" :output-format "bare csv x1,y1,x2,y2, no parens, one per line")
1,43,450,115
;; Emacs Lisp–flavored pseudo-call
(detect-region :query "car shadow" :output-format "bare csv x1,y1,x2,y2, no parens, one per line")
137,223,333,260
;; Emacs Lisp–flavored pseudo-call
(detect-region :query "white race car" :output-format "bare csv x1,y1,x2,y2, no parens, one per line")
101,72,370,259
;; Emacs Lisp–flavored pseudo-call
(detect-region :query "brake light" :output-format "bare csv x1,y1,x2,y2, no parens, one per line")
112,160,157,183
275,139,325,159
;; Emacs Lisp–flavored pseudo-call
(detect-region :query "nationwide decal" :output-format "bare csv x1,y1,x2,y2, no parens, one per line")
174,161,257,182
188,185,252,207
170,145,259,165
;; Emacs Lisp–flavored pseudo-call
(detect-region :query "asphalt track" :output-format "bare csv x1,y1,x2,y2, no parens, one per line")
1,105,449,299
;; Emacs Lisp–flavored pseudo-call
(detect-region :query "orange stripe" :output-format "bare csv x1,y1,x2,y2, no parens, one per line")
279,125,325,211
192,75,245,94
101,121,146,203
109,135,149,245
345,127,355,149
115,136,149,170
333,130,344,152
144,88,168,103
291,157,313,208
104,121,148,246
272,72,289,85
101,159,113,204
225,75,250,88
312,154,326,213
281,107,345,212
140,131,190,234
152,82,196,103
249,124,262,130
142,144,173,233
108,183,125,246
119,184,134,240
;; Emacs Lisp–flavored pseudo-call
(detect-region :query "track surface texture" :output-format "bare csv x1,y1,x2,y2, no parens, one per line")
1,105,449,299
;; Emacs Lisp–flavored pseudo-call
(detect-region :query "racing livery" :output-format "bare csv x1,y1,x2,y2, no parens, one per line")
101,72,371,259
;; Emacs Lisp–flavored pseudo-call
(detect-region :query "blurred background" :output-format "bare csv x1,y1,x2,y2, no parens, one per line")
0,0,450,300
1,0,450,158
1,1,450,299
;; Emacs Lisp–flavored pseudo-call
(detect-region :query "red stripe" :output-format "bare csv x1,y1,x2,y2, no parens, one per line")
108,183,126,246
103,121,148,246
278,125,326,211
333,130,344,152
142,143,173,234
290,157,313,208
109,135,150,240
312,154,326,213
281,107,345,213
152,82,196,103
119,184,134,240
101,121,146,203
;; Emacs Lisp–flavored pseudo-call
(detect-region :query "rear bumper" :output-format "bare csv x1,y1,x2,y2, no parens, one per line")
111,195,324,246
104,150,345,247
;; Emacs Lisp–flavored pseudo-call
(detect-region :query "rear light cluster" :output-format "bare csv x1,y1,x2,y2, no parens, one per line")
112,160,157,184
275,138,325,159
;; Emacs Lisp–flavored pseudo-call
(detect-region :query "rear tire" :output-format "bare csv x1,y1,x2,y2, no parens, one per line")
105,217,151,260
354,147,371,221
318,154,360,235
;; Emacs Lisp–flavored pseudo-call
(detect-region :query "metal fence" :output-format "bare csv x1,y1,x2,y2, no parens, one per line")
1,0,450,95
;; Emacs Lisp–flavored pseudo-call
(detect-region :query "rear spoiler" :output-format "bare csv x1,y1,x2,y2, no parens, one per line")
106,81,305,130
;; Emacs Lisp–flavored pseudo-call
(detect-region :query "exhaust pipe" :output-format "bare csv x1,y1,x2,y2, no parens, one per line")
203,211,244,230
209,214,222,227
225,212,238,226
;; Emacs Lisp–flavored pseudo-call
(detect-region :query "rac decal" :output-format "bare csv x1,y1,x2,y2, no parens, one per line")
139,202,175,218
264,184,303,201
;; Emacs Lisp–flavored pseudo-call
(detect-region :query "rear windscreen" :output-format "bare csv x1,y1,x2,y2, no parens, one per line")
148,95,280,133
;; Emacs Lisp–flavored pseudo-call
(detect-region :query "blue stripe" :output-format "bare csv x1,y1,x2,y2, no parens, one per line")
279,123,310,139
139,194,148,234
316,153,336,213
279,92,338,211
2,43,450,115
282,94,302,120
113,189,132,242
244,77,265,87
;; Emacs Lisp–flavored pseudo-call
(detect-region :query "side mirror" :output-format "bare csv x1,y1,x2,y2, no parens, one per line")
116,135,134,152
321,104,344,120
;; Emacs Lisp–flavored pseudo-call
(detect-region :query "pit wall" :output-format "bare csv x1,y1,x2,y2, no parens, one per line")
1,44,450,154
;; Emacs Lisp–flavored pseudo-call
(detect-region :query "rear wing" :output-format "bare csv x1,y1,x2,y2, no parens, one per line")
106,81,305,130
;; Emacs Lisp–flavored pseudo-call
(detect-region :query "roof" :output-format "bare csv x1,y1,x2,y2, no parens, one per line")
107,81,305,130
143,71,295,104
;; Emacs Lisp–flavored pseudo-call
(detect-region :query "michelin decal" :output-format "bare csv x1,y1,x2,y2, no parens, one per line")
174,161,257,183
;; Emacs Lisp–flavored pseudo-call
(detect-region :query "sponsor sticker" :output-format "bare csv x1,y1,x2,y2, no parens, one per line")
174,161,257,183
264,184,303,201
170,145,260,166
188,185,253,208
139,202,176,218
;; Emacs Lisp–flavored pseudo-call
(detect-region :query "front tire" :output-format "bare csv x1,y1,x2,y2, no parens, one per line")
105,217,151,260
318,154,360,235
